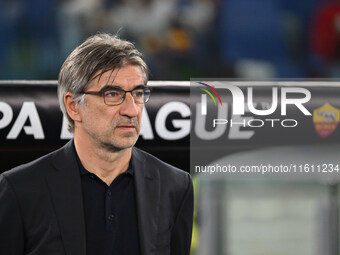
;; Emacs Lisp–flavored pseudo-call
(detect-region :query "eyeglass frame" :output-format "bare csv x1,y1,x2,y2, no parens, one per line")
80,85,152,106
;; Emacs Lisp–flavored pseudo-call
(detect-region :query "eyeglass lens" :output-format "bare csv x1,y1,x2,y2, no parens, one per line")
104,88,150,105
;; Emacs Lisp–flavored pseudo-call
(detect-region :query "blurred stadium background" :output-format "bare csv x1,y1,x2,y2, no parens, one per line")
2,0,340,80
1,0,340,255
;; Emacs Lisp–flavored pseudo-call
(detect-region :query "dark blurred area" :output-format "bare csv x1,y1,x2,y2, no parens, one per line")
2,0,340,80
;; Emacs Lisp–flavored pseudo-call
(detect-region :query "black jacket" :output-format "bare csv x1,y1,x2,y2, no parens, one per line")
0,140,193,255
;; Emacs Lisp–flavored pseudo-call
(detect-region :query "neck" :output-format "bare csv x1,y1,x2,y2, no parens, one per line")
73,134,132,186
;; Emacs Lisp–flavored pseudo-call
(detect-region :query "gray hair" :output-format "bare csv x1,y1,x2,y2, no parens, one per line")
57,33,149,132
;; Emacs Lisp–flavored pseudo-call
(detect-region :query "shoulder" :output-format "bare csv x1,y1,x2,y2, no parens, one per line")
1,142,69,185
132,146,190,177
132,147,192,189
0,150,56,202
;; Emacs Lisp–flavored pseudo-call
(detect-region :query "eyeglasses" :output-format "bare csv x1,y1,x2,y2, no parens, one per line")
81,86,151,106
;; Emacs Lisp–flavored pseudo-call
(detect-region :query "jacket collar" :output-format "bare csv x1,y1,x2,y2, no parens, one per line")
46,140,86,255
132,147,161,255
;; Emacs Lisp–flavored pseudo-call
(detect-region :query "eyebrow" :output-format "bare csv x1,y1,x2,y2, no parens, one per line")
99,84,146,92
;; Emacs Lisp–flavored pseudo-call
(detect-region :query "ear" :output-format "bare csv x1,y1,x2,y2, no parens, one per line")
64,92,82,123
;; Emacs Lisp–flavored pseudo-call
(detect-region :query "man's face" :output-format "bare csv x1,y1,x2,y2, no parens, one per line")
77,65,145,152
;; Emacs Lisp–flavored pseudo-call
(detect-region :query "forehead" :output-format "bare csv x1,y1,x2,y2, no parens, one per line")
89,65,145,90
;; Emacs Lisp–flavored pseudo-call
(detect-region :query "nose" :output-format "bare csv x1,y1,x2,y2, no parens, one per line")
119,92,139,117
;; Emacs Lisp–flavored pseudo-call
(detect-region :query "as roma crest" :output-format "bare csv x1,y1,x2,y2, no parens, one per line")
313,103,340,138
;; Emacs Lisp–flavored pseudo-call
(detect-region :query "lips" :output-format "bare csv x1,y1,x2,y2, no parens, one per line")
117,125,136,130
